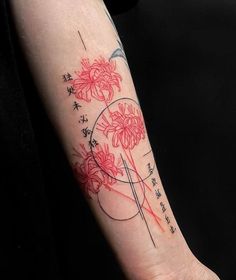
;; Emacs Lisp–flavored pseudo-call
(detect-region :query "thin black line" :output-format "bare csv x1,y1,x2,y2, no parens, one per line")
121,154,156,247
143,149,152,157
141,209,156,247
90,97,155,184
78,30,86,51
121,154,144,220
125,160,156,247
97,191,140,221
121,155,141,213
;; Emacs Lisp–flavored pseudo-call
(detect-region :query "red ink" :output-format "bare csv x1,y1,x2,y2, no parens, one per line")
73,144,122,197
105,185,162,222
97,103,145,150
96,101,163,231
64,56,164,240
71,58,122,103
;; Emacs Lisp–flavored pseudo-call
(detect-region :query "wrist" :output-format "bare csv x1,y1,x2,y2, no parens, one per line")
140,256,220,280
124,242,195,280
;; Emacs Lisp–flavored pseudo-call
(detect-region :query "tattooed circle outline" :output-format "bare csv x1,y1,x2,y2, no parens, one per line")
89,97,155,184
96,166,146,221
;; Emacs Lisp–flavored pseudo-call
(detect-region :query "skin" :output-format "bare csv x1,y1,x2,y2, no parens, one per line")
9,1,220,279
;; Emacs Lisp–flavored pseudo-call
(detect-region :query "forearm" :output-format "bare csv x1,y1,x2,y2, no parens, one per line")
10,1,209,279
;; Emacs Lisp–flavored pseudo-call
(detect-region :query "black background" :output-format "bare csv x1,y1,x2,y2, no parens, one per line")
1,0,235,279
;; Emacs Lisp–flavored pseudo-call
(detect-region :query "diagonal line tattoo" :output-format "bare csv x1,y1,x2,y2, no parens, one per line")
78,29,87,51
120,154,156,247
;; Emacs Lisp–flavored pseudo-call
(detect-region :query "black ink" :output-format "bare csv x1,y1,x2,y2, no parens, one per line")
147,163,153,175
89,138,99,148
165,215,170,224
90,97,156,184
62,72,73,82
78,30,87,51
160,202,166,213
155,189,161,199
67,86,75,96
81,127,91,138
170,226,176,234
143,149,152,157
97,166,146,221
79,114,88,124
73,101,82,111
109,40,129,70
151,178,157,187
110,46,127,62
121,154,156,248
97,188,141,220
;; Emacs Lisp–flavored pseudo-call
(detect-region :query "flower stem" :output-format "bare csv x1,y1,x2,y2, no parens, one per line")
105,185,162,220
122,147,164,231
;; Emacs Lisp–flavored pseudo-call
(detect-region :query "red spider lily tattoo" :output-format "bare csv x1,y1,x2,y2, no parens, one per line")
96,101,164,234
73,144,123,197
97,103,145,150
71,58,122,103
62,50,165,243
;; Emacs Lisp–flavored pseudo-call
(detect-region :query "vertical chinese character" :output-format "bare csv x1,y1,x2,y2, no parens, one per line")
160,202,166,212
79,114,88,124
67,86,75,96
165,214,170,224
147,163,153,175
155,189,161,199
81,127,91,138
73,101,82,111
151,178,157,187
170,226,176,234
62,72,73,82
89,139,99,148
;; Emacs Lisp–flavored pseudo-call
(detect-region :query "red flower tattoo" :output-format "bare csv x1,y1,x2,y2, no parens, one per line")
73,144,123,197
97,103,145,150
71,58,122,103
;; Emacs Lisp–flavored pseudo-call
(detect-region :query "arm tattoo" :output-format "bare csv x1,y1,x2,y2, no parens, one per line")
62,30,176,247
77,30,87,51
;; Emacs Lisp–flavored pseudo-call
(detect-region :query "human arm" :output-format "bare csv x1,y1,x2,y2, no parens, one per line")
9,1,220,279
